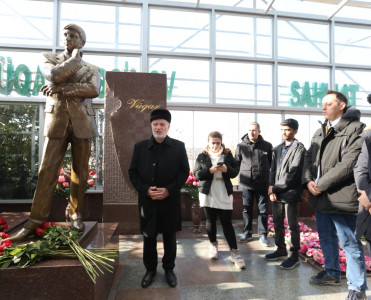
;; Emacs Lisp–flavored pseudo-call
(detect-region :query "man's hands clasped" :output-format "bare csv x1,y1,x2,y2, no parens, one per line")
147,187,169,200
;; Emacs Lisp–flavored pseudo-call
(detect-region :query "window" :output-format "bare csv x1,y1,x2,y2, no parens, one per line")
0,0,53,46
0,51,46,99
216,61,272,106
149,57,209,103
278,65,330,108
216,13,272,58
335,69,371,111
0,104,39,199
60,3,141,50
277,19,329,62
149,8,210,54
335,24,371,66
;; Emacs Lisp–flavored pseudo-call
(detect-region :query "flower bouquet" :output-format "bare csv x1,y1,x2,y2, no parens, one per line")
0,221,116,283
183,171,199,199
55,169,98,197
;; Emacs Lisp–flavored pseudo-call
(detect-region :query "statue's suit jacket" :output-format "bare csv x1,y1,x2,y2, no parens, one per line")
41,51,100,138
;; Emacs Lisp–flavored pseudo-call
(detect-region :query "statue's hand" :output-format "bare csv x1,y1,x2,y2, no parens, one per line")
40,84,61,96
72,48,82,62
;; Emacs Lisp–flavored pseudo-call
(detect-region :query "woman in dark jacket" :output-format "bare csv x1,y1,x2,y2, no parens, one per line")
193,131,245,269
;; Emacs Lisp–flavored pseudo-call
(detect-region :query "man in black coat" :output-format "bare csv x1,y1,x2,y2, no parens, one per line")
128,109,189,289
265,119,306,270
234,122,272,246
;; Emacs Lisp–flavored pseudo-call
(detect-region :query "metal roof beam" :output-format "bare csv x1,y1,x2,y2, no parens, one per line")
327,0,350,19
264,0,276,14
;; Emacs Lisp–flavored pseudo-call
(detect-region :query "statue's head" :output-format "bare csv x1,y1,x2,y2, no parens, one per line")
63,24,86,47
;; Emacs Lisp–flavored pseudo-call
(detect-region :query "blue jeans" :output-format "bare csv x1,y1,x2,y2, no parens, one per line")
315,211,368,292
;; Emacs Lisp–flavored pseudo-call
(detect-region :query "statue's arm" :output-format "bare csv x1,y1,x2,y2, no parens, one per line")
41,50,82,84
59,65,100,98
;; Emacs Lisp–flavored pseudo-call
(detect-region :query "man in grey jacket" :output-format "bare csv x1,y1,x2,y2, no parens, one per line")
265,119,306,270
302,90,367,300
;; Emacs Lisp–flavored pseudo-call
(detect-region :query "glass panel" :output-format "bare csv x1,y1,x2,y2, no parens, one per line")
216,14,272,58
335,69,371,111
168,110,194,169
335,24,371,66
0,104,39,200
256,113,283,147
277,65,330,108
336,4,371,22
277,19,329,62
118,6,142,50
149,57,209,103
0,0,53,46
0,51,45,99
216,61,272,106
282,114,310,149
84,54,141,99
238,112,256,140
149,8,210,54
60,3,141,50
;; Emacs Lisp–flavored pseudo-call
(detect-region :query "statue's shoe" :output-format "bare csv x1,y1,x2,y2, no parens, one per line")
6,228,35,243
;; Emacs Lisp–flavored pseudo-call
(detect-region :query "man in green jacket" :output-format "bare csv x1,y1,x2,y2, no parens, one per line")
302,90,367,300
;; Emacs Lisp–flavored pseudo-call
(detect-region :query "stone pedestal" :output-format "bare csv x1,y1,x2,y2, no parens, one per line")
0,213,119,300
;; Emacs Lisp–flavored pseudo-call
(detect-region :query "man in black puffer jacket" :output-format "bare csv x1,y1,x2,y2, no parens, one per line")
235,122,272,246
302,90,367,300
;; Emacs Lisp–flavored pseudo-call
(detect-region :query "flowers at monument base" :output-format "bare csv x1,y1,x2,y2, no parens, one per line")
182,171,199,199
0,221,116,283
0,232,9,240
0,218,8,231
55,168,98,198
268,215,371,272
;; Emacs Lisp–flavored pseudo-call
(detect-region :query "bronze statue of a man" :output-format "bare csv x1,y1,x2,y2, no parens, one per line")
9,24,100,242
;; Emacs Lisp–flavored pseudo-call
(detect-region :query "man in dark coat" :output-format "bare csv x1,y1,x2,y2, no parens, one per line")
234,122,272,246
265,119,306,270
128,109,189,289
353,93,371,258
302,90,367,300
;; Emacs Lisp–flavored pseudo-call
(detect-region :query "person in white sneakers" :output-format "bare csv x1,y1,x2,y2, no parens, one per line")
193,131,245,269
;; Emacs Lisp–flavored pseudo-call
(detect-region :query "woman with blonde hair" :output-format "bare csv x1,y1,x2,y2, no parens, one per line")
193,131,245,269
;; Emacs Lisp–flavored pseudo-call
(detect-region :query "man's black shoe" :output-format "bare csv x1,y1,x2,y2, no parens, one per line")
141,270,156,288
165,270,177,288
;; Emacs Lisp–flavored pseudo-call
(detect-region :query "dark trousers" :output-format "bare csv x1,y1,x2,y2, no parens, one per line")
143,232,176,272
242,188,268,236
272,201,300,259
203,207,238,250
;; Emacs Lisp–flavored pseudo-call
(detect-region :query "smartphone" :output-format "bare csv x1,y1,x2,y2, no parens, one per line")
217,162,224,165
